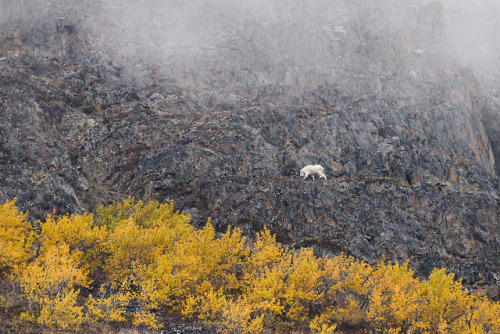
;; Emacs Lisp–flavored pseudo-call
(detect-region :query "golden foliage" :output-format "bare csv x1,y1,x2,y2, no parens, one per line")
85,282,132,323
214,296,265,334
36,289,84,329
0,199,34,276
0,199,499,333
366,259,422,332
40,212,106,273
17,243,88,329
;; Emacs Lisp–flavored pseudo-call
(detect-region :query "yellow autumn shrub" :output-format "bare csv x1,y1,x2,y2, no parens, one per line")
35,289,83,329
178,224,248,299
40,212,106,274
464,296,500,333
239,228,290,328
94,196,138,229
0,199,34,276
418,268,475,333
240,260,289,327
366,259,423,332
181,227,288,332
165,223,248,319
102,200,196,329
309,316,338,334
317,254,372,328
95,197,186,230
215,295,265,334
17,243,88,329
85,281,133,324
105,218,162,281
280,248,325,327
1,198,500,334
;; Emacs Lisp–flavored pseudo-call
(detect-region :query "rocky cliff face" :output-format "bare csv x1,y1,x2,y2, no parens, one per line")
1,0,499,297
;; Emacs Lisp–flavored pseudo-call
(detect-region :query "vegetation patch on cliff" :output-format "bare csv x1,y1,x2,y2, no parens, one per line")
0,198,499,333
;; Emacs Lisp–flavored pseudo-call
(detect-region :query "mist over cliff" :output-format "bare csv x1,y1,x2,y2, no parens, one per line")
1,0,500,298
0,1,467,88
438,0,500,92
3,0,500,92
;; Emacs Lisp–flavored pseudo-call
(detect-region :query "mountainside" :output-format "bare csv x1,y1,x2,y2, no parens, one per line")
1,0,499,297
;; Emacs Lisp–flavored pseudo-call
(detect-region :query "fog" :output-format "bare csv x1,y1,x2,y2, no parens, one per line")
96,0,500,93
94,0,358,88
2,0,500,93
437,0,500,93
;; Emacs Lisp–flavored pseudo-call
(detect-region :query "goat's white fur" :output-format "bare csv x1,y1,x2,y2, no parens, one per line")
300,165,327,180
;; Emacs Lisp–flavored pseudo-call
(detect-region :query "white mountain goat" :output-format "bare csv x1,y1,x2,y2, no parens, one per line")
300,165,327,180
